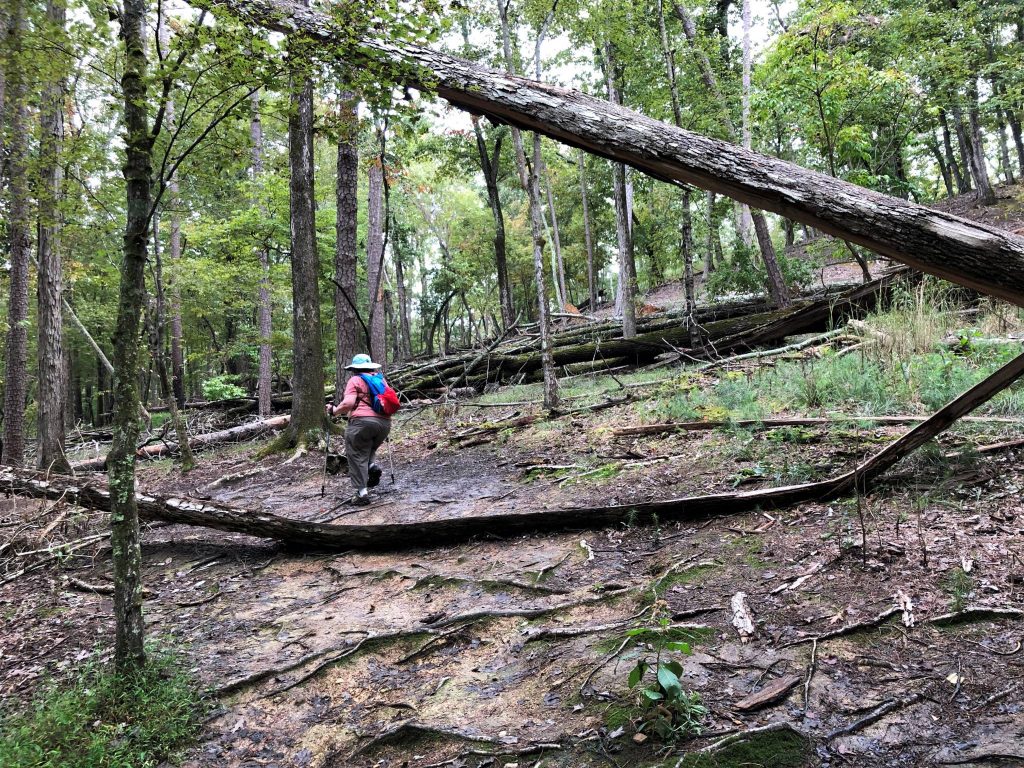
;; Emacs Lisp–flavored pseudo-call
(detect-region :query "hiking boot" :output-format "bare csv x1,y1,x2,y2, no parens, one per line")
367,463,382,489
352,488,371,506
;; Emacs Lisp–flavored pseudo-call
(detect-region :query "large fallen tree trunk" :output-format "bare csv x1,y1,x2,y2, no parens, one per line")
203,0,1024,307
391,275,899,394
71,415,291,472
6,350,1022,550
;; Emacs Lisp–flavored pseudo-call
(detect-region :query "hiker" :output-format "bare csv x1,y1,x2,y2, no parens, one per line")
326,354,398,505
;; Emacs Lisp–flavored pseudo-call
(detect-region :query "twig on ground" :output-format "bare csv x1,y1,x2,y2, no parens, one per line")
782,606,900,648
825,694,922,739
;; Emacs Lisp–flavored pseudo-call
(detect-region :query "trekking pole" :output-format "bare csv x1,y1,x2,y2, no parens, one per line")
321,416,332,497
386,437,396,485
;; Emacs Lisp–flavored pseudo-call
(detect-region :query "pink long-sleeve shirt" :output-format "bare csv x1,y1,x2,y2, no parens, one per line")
336,375,389,419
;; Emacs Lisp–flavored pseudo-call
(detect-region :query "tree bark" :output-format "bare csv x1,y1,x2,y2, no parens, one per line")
578,150,598,311
367,149,387,367
394,241,413,361
251,90,273,418
938,108,968,194
206,0,1024,308
278,28,326,449
110,0,150,671
334,89,359,393
1,0,30,467
35,0,71,473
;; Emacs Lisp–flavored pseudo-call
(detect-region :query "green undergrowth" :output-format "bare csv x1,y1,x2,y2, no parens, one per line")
0,647,206,768
670,726,811,767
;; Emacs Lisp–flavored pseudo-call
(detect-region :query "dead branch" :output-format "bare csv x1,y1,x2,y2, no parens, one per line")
782,606,900,648
924,606,1024,627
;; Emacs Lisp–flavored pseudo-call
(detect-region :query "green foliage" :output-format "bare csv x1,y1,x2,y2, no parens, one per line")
625,618,708,742
944,567,974,612
201,374,247,401
0,648,205,768
672,726,810,767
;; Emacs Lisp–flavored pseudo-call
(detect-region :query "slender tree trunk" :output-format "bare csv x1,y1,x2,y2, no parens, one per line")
278,27,326,449
966,82,996,205
153,217,195,471
394,247,412,359
578,150,598,311
737,0,753,244
996,108,1016,185
251,90,273,417
367,150,386,367
952,103,980,195
603,43,637,337
704,191,717,281
160,74,186,408
334,89,359,394
496,0,558,409
471,118,514,330
35,0,71,473
927,135,955,197
939,108,968,194
544,161,568,308
110,0,150,671
2,0,30,467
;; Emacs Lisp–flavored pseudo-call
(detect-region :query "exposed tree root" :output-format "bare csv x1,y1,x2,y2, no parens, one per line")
825,693,923,739
349,719,562,761
782,607,900,648
925,606,1024,626
424,587,631,629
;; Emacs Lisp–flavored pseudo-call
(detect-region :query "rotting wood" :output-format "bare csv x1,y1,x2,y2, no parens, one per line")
200,0,1024,308
733,673,802,712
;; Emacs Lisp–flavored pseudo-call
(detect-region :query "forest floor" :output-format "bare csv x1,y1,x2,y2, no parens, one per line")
5,186,1024,768
5,316,1024,767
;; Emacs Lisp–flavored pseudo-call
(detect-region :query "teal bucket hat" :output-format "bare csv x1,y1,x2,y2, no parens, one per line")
345,353,382,371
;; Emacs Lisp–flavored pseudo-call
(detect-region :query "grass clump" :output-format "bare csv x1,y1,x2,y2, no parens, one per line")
672,725,811,767
0,648,206,768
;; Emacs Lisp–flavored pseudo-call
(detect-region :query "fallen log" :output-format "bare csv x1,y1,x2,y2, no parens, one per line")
203,0,1024,306
393,275,899,394
613,415,1024,438
71,415,291,471
5,350,1022,551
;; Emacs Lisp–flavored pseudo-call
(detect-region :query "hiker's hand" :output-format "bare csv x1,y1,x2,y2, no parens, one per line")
325,404,335,417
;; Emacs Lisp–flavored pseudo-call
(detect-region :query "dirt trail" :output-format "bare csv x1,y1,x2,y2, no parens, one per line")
4,410,1024,767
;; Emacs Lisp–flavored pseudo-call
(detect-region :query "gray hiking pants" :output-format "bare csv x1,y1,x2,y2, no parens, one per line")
345,416,391,491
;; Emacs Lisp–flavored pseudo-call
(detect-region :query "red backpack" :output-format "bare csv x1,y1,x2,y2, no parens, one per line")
358,373,401,416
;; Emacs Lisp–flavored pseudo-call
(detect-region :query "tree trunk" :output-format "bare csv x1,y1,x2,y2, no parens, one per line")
471,115,514,329
704,191,716,279
544,162,569,309
603,44,637,337
1,0,30,467
1007,107,1024,178
35,0,71,473
110,0,150,671
394,246,413,360
939,108,968,194
212,0,1024,308
927,135,955,197
251,90,273,418
737,0,753,244
367,150,387,366
496,0,559,410
278,31,326,449
334,89,359,393
966,82,996,205
578,150,598,311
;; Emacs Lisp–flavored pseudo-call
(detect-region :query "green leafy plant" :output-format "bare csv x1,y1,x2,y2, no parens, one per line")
625,618,708,742
201,374,246,401
0,647,205,768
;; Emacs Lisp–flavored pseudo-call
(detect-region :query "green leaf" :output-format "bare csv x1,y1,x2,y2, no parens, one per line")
666,642,692,654
627,661,645,688
641,687,664,701
657,664,682,697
